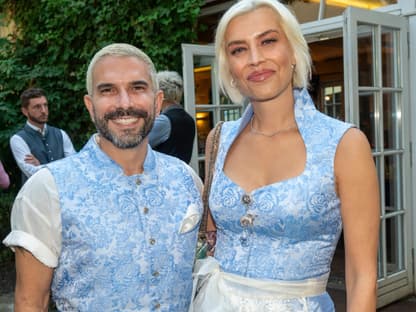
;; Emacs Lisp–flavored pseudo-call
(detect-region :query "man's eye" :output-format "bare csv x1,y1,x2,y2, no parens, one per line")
132,85,145,91
100,87,113,94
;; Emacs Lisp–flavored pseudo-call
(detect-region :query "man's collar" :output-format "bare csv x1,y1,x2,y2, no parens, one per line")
26,121,47,136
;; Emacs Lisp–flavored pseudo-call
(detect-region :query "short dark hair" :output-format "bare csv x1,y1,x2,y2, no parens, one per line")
20,88,46,108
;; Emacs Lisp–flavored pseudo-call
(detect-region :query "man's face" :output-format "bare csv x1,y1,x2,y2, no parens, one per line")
84,55,162,149
22,96,49,127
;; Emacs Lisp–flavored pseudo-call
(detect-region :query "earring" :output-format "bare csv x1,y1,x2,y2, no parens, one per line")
291,64,296,70
231,79,236,88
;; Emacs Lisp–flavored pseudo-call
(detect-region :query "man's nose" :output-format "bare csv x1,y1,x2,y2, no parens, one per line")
118,89,131,107
40,104,48,113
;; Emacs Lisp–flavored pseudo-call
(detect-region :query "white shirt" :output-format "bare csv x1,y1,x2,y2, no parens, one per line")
10,122,76,178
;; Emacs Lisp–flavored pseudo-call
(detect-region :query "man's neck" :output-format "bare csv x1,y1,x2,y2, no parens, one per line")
96,135,148,175
26,120,46,132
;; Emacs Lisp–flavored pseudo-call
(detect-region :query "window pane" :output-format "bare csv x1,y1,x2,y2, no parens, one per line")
193,55,214,105
383,92,401,150
382,27,399,88
359,91,376,149
384,154,402,212
357,24,375,87
385,215,405,274
195,110,213,156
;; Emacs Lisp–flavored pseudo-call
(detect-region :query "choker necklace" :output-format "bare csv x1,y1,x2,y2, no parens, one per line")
250,116,297,138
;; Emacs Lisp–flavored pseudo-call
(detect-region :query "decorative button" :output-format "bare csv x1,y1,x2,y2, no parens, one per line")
152,271,159,277
242,194,251,205
136,178,141,185
154,302,161,309
149,238,156,245
143,207,149,214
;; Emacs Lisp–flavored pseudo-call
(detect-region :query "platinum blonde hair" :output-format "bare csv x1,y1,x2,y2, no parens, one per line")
86,43,158,95
215,0,311,103
157,71,183,104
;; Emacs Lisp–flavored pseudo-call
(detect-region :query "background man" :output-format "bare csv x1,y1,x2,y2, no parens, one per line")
149,71,196,163
3,43,202,311
10,87,76,185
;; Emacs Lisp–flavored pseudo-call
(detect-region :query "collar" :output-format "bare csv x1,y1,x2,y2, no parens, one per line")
26,121,47,136
89,134,156,175
236,88,313,136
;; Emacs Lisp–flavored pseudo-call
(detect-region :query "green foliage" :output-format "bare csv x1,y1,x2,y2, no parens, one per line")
0,0,204,241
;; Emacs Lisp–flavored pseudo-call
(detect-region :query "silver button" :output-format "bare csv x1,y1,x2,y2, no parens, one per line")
143,207,149,214
152,271,159,277
136,178,141,185
242,194,252,205
149,238,156,245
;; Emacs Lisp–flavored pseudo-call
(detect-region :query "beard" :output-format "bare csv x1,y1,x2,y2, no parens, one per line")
93,106,155,149
28,112,48,125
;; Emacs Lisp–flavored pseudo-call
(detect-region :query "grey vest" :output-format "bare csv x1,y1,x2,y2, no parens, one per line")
16,124,64,184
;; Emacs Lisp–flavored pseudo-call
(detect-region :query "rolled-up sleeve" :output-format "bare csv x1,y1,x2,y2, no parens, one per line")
2,168,62,268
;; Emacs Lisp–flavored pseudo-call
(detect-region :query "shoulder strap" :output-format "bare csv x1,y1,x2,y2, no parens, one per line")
200,121,224,235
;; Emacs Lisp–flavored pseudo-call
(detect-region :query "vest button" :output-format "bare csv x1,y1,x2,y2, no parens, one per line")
154,302,161,309
143,207,149,214
152,271,159,277
149,238,156,245
136,178,141,185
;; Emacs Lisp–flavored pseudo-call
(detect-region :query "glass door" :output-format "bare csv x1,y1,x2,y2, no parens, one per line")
343,6,411,307
182,43,245,177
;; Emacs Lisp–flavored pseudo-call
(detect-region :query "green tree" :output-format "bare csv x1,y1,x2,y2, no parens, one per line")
0,0,204,260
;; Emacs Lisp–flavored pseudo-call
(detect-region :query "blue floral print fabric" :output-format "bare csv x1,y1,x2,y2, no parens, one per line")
47,136,203,311
210,88,353,310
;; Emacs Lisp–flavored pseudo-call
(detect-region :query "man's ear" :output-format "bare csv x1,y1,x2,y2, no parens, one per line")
21,107,28,118
155,90,164,117
84,95,95,122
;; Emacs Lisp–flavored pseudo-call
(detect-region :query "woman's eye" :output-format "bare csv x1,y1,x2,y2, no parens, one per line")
262,38,277,45
230,47,245,56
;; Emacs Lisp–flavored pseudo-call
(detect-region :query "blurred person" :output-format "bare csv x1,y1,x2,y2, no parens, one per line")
191,1,380,311
149,71,195,163
0,160,10,189
4,43,203,311
10,87,76,185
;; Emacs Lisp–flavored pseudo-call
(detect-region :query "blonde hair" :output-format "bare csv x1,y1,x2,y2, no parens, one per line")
86,43,158,95
215,0,311,103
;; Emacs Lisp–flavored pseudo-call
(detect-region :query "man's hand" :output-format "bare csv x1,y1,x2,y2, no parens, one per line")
24,154,40,166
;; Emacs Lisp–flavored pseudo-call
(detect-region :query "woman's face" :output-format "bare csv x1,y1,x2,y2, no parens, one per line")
225,7,296,103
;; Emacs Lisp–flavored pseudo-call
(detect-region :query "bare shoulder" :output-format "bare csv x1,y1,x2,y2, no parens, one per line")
336,127,372,160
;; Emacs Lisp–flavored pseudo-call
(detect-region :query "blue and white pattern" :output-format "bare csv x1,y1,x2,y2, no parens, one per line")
47,137,203,311
210,88,352,311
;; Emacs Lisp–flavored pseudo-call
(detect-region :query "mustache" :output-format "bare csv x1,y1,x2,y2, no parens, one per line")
104,108,148,121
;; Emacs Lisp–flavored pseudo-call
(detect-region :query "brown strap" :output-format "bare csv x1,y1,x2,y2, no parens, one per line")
200,121,224,236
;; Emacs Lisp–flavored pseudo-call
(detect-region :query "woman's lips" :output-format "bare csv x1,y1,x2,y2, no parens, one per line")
247,69,274,82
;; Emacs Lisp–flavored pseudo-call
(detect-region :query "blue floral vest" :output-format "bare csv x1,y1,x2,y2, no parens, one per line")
48,136,202,311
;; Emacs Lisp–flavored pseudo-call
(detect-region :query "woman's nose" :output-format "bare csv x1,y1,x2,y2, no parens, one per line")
248,46,264,65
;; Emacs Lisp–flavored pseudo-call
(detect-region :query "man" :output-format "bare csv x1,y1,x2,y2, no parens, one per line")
10,87,76,185
3,43,203,311
149,71,196,163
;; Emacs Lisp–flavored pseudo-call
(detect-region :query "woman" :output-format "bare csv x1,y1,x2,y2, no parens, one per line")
193,0,379,311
